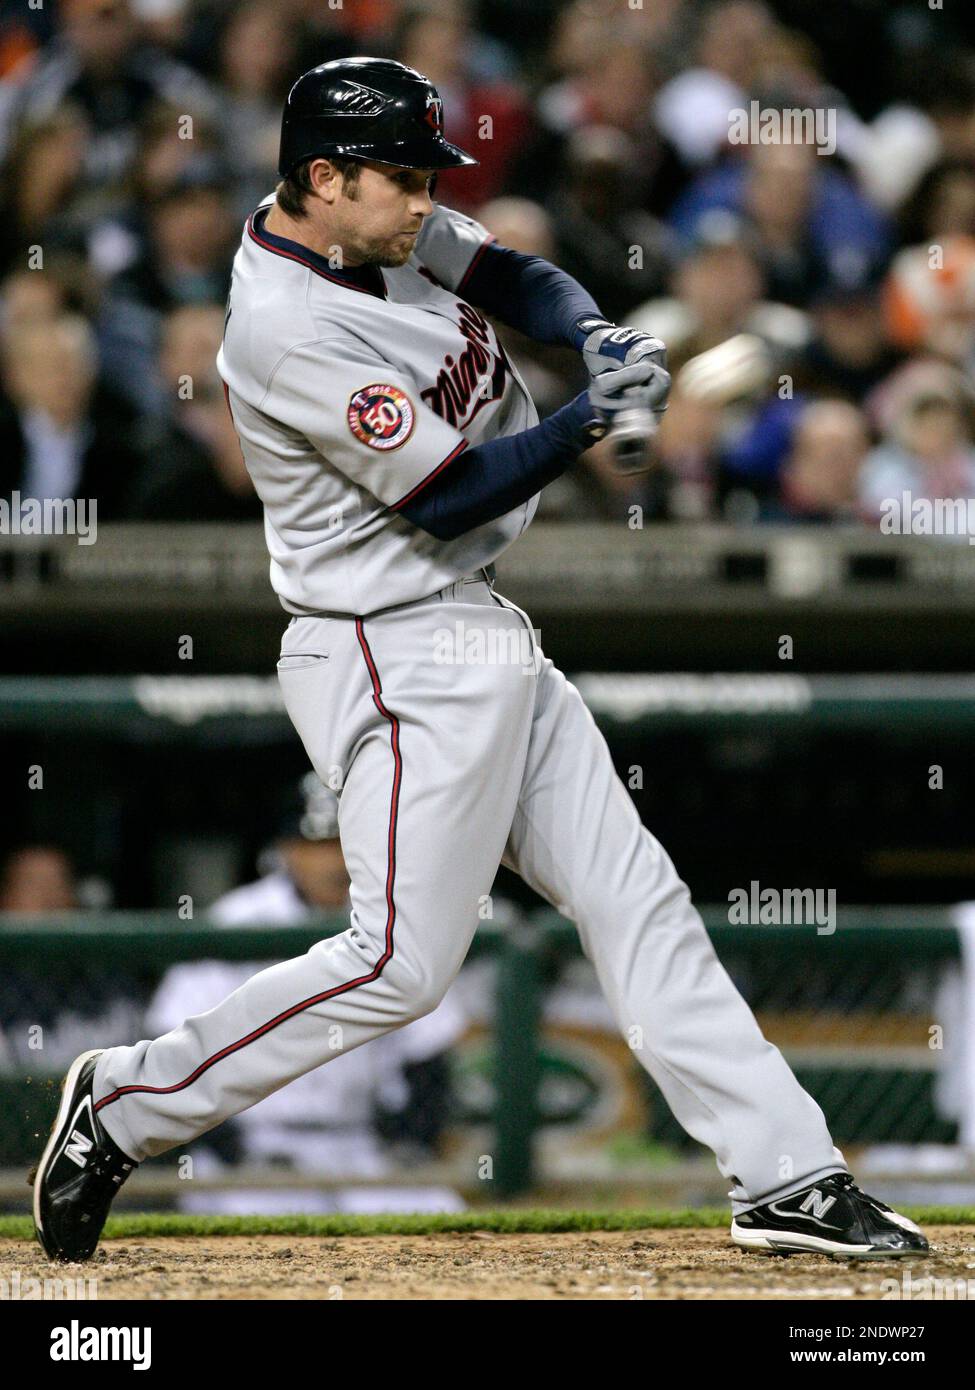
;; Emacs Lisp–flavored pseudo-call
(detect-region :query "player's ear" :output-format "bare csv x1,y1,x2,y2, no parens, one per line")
309,158,342,204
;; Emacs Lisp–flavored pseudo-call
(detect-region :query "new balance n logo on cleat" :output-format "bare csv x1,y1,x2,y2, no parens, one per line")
799,1188,836,1220
63,1129,94,1169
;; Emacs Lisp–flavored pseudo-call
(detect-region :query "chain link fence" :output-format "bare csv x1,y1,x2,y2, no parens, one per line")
0,909,965,1207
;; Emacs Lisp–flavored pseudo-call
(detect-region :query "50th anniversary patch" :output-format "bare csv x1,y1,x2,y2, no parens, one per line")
347,384,415,450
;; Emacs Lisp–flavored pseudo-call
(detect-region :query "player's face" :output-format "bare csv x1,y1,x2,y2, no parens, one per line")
336,162,436,268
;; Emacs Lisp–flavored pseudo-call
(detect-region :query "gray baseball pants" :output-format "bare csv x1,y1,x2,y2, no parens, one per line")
93,575,845,1210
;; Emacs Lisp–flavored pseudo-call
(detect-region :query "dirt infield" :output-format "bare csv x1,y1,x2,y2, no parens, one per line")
2,1226,971,1300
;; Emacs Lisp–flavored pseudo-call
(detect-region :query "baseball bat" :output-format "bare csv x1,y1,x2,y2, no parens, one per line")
609,333,771,473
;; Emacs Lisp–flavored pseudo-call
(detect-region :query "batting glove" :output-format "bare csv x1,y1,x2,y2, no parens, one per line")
587,358,668,414
573,367,659,450
577,317,668,374
577,317,671,416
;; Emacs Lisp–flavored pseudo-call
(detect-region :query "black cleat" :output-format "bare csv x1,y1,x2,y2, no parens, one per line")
31,1049,137,1263
732,1172,929,1259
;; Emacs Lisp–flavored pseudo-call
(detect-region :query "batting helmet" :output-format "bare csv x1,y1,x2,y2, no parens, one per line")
277,56,478,178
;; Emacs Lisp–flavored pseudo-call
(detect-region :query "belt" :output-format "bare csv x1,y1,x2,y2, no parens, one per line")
292,565,497,624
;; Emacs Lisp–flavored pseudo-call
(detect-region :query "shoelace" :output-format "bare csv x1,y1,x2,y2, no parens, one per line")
830,1173,888,1212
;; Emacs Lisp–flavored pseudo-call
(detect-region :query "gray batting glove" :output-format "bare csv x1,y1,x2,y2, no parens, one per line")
577,317,671,417
587,357,671,417
578,317,668,373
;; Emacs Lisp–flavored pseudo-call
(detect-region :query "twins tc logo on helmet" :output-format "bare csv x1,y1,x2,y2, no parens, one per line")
424,93,444,131
347,384,415,450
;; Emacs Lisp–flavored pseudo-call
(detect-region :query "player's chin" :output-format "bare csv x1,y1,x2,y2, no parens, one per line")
374,238,416,268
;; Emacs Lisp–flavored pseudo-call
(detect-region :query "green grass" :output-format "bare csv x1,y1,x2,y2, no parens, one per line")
2,1207,975,1241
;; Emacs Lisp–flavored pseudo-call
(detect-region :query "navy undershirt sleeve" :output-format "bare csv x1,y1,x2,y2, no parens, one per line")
459,242,603,348
395,393,594,541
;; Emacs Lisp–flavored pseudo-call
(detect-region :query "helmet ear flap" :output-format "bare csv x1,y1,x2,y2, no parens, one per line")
429,171,438,198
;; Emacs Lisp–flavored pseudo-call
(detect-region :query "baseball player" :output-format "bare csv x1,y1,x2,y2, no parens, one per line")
33,58,927,1262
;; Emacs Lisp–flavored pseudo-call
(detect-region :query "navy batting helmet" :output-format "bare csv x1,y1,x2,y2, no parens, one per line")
277,56,478,178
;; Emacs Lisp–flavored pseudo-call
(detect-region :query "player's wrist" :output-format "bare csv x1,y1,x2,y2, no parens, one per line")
572,315,614,351
567,389,609,445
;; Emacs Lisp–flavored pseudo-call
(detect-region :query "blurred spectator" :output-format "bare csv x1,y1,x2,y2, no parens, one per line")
0,15,45,80
0,845,77,913
0,266,87,426
886,241,975,368
671,141,891,308
97,154,235,414
1,268,72,341
649,382,850,528
0,104,91,271
772,400,871,523
884,158,975,367
394,1,533,211
859,362,975,531
0,844,144,1071
795,261,905,401
898,158,975,248
4,246,98,320
542,124,675,325
0,313,141,515
716,393,808,518
128,304,262,521
717,389,876,526
747,26,866,168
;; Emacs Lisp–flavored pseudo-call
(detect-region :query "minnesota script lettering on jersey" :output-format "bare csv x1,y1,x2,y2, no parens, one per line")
420,298,509,429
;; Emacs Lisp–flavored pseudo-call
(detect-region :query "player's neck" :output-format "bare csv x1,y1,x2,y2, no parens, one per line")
264,203,363,267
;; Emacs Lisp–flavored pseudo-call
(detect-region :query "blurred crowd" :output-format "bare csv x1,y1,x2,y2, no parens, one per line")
2,0,975,527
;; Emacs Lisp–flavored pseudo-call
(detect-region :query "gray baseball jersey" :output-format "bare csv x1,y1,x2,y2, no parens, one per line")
217,196,538,616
